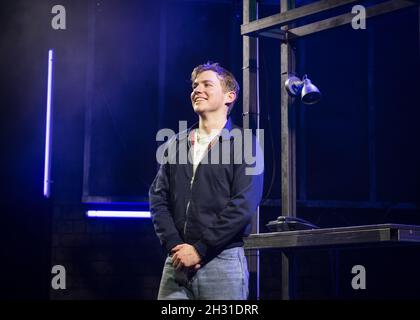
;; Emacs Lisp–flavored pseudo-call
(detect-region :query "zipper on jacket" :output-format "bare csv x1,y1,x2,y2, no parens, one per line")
183,176,195,236
183,127,218,237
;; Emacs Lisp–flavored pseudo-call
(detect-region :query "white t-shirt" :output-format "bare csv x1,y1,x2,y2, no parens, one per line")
192,129,220,178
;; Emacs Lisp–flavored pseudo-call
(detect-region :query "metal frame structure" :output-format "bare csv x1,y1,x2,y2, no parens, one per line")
244,223,420,250
244,223,420,298
242,0,419,300
243,0,261,299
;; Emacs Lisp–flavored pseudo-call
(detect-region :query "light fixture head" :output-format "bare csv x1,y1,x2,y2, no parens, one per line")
285,74,321,105
285,75,304,97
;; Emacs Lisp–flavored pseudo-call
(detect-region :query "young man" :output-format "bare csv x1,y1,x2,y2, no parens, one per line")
149,62,263,300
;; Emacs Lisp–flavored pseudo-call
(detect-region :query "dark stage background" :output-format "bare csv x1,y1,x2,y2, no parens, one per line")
1,0,420,299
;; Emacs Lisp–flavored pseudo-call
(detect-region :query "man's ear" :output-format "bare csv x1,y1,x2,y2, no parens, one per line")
225,91,236,105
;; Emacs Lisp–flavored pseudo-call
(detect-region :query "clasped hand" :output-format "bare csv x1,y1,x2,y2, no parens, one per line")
171,243,202,271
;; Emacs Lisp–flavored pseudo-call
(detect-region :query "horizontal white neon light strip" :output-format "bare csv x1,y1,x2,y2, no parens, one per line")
86,210,151,218
44,49,54,198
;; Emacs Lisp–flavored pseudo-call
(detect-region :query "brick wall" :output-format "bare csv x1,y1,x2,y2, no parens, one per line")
50,203,165,299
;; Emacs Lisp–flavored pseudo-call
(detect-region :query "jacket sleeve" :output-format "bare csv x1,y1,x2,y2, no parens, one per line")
193,137,264,261
149,144,184,254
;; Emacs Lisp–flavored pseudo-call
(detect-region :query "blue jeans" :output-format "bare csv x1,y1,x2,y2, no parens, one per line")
157,247,249,300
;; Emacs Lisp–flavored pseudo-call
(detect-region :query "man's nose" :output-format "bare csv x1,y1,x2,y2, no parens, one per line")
193,85,203,93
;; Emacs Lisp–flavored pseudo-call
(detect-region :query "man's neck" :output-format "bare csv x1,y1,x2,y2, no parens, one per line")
198,113,227,135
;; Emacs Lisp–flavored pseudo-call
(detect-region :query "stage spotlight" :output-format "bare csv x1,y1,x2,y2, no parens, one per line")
285,74,321,105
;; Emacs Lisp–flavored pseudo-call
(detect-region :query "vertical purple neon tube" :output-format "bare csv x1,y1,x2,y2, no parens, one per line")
44,49,54,198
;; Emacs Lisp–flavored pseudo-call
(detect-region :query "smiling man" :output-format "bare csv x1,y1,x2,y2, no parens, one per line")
149,62,264,300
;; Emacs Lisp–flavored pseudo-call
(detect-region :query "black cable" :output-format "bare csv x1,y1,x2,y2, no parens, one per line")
260,38,276,204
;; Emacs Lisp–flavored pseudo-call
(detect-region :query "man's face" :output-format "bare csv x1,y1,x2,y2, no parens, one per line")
190,70,235,115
